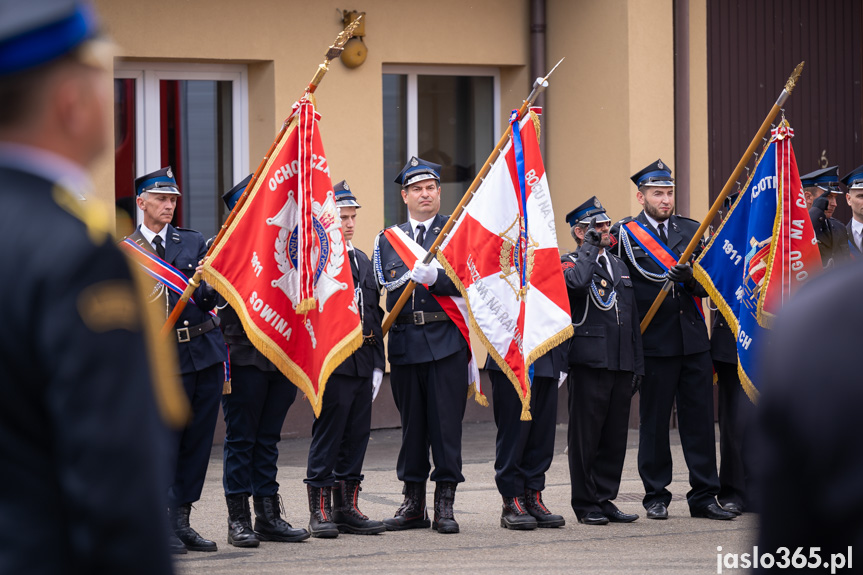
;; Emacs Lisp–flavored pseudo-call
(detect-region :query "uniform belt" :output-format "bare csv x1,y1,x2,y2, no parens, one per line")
177,316,221,343
394,311,451,326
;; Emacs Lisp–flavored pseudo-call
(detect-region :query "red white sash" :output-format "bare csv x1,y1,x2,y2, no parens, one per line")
383,226,483,400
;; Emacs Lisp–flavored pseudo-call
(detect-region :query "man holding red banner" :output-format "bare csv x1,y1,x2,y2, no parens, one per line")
127,166,228,551
373,157,469,535
611,159,734,522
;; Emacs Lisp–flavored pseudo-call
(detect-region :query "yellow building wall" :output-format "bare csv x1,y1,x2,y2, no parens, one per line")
93,0,530,253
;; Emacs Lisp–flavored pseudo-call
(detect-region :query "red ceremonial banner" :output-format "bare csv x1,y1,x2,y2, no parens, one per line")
203,99,362,416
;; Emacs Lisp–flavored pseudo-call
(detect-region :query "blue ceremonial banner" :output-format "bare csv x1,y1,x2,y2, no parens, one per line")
694,123,821,402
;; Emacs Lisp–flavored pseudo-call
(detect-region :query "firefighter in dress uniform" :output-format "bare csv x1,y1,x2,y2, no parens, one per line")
561,197,643,525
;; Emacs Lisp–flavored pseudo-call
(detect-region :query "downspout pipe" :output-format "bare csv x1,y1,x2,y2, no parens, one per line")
530,0,546,153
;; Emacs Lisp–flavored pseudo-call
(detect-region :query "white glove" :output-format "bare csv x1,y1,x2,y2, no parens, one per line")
410,262,437,285
372,368,383,401
558,371,568,388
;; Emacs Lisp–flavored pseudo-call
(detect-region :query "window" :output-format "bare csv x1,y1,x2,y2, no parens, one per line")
382,66,500,227
114,63,249,240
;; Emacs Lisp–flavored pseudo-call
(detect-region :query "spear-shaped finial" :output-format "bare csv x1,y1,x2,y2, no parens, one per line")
784,61,805,94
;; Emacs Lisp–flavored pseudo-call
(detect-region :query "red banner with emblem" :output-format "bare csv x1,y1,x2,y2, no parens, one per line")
203,98,362,416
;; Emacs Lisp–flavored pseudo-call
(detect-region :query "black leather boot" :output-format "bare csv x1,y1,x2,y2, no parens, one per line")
500,495,538,530
168,532,187,555
432,482,459,534
332,480,385,535
524,488,566,528
172,503,217,552
226,494,260,548
382,481,430,531
307,485,339,538
253,494,310,542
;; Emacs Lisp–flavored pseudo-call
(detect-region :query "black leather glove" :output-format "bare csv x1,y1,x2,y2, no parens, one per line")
667,263,693,283
583,217,603,247
631,374,642,397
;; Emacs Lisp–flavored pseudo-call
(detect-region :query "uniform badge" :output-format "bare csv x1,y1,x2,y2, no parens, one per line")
600,279,607,287
410,158,419,167
166,167,174,178
432,227,441,234
390,269,397,279
594,197,601,208
344,182,350,190
657,160,664,169
598,289,606,297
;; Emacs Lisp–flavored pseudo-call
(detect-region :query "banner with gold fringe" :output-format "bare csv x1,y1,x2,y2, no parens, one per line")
203,98,361,416
437,110,572,420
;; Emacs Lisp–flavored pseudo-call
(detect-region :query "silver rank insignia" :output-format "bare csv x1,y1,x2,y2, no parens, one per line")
657,160,663,169
344,182,350,190
410,158,418,167
594,197,601,208
167,167,174,178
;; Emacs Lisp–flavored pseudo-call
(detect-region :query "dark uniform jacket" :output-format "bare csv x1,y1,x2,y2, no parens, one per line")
484,343,568,378
333,247,385,377
374,213,467,365
128,224,226,374
845,220,861,258
611,212,709,357
710,313,737,365
809,195,850,266
0,167,174,575
561,242,644,375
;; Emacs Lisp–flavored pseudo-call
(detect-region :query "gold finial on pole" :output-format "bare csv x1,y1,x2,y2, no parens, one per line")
784,61,805,94
308,14,364,93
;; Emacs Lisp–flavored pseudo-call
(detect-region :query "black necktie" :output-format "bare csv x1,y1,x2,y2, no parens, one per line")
658,223,668,245
153,235,166,259
415,224,426,247
597,254,610,277
348,249,358,280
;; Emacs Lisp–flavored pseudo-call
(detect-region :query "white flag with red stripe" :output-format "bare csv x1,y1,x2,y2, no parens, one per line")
437,110,572,420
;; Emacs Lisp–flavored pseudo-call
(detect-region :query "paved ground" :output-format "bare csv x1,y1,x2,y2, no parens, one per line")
175,422,756,575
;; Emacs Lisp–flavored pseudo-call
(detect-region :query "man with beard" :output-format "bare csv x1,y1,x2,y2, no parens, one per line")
801,166,850,268
611,159,734,521
562,197,643,526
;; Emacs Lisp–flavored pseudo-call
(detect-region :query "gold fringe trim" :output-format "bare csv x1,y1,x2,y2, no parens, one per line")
296,297,315,314
693,265,759,406
202,115,363,417
468,382,489,406
223,379,232,395
203,264,362,419
529,110,541,144
712,371,718,386
437,249,573,419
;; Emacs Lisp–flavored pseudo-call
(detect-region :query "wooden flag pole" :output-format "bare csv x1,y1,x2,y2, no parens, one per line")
639,61,804,335
160,16,364,337
381,58,564,336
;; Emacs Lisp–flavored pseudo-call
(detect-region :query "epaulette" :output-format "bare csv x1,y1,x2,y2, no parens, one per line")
52,185,111,245
673,214,700,225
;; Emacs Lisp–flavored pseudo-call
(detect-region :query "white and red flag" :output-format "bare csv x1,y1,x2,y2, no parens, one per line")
203,98,362,416
437,110,573,420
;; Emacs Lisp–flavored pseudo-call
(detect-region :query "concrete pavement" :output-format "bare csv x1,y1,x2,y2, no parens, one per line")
175,422,756,575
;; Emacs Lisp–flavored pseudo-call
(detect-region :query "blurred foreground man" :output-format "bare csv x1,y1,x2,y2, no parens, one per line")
757,262,863,573
0,1,183,573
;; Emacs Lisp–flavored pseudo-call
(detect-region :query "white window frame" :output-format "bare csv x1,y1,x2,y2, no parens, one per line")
382,64,502,156
113,61,250,182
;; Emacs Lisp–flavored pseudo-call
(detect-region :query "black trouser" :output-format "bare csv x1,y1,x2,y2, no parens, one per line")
715,359,757,511
222,364,296,496
390,348,469,484
305,373,372,487
637,352,720,510
169,363,223,506
567,366,632,518
490,371,558,497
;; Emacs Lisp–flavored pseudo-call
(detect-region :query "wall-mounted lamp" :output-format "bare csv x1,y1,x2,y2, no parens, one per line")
340,10,367,68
